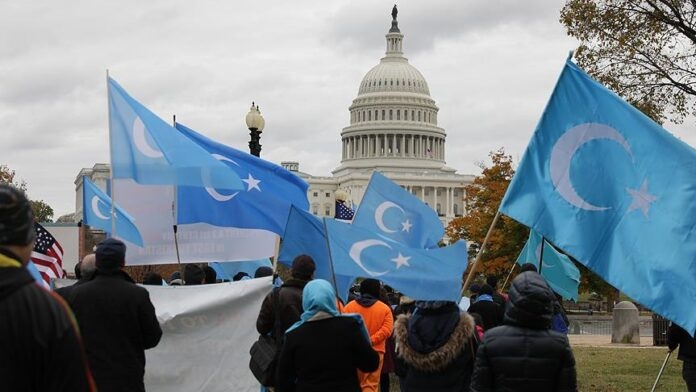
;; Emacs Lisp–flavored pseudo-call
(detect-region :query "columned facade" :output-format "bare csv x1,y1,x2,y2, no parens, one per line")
293,7,474,231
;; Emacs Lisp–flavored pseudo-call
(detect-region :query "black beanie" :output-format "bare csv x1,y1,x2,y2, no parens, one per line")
0,184,35,246
360,278,381,298
95,238,126,271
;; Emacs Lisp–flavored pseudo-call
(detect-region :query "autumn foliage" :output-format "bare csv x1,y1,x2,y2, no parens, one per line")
446,149,528,280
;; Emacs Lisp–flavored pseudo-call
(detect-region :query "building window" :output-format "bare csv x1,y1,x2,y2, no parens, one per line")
312,204,318,215
313,192,318,197
368,111,371,121
325,192,330,198
389,110,393,120
424,189,429,196
454,190,459,196
382,110,385,120
418,111,421,121
324,204,331,216
454,204,459,216
437,203,442,216
375,110,378,120
397,110,400,120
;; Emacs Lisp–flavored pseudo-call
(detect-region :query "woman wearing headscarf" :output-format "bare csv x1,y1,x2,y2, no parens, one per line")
393,300,478,391
276,279,379,392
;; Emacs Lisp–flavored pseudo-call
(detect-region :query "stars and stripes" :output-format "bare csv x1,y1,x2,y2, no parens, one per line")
335,200,355,221
31,222,65,283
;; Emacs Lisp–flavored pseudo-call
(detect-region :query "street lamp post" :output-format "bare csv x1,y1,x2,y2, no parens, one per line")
245,102,265,157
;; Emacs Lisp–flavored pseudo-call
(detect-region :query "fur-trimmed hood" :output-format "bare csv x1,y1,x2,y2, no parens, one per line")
394,312,475,372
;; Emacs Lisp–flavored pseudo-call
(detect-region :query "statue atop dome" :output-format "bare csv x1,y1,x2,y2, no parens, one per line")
389,5,400,33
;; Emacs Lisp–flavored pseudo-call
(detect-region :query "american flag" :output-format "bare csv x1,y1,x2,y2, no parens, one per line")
335,200,355,221
31,222,65,283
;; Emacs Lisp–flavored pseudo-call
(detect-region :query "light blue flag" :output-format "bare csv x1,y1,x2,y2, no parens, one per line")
174,122,309,235
499,58,696,335
82,177,144,247
515,230,580,301
108,77,243,189
324,218,467,302
278,205,333,284
353,171,444,248
208,259,272,281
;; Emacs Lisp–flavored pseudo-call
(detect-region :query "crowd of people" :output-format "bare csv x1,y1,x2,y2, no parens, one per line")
254,253,579,391
1,182,695,391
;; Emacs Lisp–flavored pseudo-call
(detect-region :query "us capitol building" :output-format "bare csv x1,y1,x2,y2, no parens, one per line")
74,8,473,228
285,8,473,226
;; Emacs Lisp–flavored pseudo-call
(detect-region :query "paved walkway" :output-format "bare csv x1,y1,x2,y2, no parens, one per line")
569,334,664,348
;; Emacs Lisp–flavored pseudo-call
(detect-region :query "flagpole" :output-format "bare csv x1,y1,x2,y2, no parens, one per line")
106,69,117,236
501,262,517,291
538,236,546,275
171,114,184,279
462,211,500,292
650,351,672,392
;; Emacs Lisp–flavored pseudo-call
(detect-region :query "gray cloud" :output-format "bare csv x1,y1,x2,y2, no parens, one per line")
2,0,694,219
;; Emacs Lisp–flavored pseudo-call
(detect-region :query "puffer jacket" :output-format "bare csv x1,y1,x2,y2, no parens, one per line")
470,271,577,392
394,302,477,391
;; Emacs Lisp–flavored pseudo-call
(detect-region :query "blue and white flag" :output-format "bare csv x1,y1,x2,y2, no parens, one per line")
325,218,467,302
108,77,243,190
278,205,333,284
500,58,696,335
353,171,444,248
82,177,144,247
515,230,580,301
175,122,309,235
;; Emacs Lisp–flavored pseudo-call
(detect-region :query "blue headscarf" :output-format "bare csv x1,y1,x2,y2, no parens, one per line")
286,279,369,342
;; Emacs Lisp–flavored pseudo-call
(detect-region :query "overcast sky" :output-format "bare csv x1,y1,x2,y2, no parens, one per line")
2,0,695,218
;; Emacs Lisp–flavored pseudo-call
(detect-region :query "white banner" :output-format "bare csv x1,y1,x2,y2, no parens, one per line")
144,277,272,392
112,179,276,265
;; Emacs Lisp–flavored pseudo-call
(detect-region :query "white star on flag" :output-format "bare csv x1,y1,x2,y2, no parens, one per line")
391,252,411,269
625,179,657,218
401,219,412,233
243,174,261,191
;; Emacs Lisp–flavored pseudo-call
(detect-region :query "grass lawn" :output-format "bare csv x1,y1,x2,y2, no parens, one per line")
388,346,686,391
574,346,684,391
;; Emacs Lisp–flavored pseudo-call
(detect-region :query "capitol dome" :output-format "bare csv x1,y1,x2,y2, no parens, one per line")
334,7,447,175
358,59,430,96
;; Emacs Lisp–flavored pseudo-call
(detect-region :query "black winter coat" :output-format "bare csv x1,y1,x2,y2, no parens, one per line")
277,316,379,392
68,270,162,392
256,278,310,337
668,323,696,362
394,305,477,392
0,251,94,391
470,272,577,392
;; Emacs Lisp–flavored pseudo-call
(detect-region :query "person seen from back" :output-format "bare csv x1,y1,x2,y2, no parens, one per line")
394,300,478,391
668,321,696,391
467,284,503,332
0,184,96,391
470,271,577,392
486,275,508,307
276,279,379,391
68,238,162,392
343,278,394,392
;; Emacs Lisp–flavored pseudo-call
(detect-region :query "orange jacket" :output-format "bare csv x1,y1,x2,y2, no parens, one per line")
344,299,393,353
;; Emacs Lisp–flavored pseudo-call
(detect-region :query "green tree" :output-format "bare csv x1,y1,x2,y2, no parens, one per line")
31,200,54,223
1,164,54,222
560,0,696,124
446,149,528,279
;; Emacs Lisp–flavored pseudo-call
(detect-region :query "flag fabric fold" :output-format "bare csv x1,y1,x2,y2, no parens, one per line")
82,177,144,246
499,58,696,334
174,122,309,235
324,218,467,302
515,230,580,301
31,223,65,284
278,205,333,284
352,171,444,248
107,77,243,190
